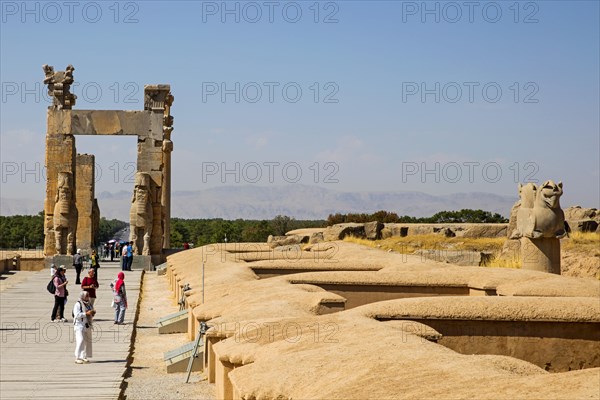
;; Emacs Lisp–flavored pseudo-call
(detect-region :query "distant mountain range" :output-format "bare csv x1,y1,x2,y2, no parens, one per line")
1,185,517,221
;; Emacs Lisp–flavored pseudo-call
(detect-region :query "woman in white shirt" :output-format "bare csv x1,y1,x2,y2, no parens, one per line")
73,291,96,364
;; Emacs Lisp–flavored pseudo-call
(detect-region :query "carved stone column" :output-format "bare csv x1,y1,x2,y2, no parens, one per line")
53,172,77,255
130,172,154,255
139,85,172,260
161,93,174,248
43,64,78,256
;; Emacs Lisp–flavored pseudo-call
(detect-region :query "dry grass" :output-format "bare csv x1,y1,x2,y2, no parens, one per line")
487,254,521,269
345,231,599,277
345,231,600,272
343,234,506,254
562,231,600,255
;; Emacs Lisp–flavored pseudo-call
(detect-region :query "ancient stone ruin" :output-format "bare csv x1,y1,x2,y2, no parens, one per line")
42,65,174,266
512,180,566,274
130,172,154,256
75,154,96,252
52,171,76,255
160,239,599,399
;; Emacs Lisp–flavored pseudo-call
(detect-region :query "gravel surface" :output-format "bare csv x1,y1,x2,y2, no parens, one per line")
123,272,214,400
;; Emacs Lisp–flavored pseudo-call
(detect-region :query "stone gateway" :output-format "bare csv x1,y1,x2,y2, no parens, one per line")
42,65,173,266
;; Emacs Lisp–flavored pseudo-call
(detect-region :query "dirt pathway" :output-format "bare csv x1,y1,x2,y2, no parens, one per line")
123,271,214,399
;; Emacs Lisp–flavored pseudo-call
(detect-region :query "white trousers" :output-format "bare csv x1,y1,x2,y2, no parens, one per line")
74,327,92,360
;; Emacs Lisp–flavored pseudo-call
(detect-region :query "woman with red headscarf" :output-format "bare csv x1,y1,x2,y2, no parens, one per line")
110,272,128,325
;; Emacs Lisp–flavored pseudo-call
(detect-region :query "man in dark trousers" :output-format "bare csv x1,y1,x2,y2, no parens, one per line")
121,243,128,271
126,241,134,271
73,249,83,285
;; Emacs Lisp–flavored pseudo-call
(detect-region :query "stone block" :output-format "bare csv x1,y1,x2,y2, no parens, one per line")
462,225,507,238
564,206,597,221
567,219,599,233
309,232,324,244
156,262,168,275
267,235,308,248
411,225,436,235
47,109,72,134
164,341,203,373
70,110,151,136
521,237,561,274
46,255,74,269
364,221,384,240
130,255,152,270
148,112,164,141
415,250,493,266
157,309,189,334
323,223,365,241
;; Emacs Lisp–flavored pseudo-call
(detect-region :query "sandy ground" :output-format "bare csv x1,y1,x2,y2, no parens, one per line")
562,251,600,279
123,271,215,400
0,270,37,292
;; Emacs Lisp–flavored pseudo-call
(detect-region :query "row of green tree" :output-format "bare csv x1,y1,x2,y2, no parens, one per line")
0,213,44,248
0,209,508,249
327,209,508,225
169,215,325,247
96,218,128,243
0,212,128,249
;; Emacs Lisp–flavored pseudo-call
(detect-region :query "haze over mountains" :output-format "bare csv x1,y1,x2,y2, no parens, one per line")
1,184,517,221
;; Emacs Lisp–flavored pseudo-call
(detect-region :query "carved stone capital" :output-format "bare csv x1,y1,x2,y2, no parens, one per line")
43,64,77,110
144,84,171,112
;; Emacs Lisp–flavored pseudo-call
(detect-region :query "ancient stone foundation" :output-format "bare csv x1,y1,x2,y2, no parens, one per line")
160,241,600,399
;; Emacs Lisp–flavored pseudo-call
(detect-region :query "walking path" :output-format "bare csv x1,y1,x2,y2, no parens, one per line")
0,262,141,399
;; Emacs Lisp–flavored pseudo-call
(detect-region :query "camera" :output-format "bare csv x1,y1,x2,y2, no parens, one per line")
85,323,89,328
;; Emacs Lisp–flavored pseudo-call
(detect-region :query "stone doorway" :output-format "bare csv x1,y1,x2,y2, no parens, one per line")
42,65,173,267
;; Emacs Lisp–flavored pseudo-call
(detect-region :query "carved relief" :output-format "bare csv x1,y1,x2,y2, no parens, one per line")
130,172,153,255
53,172,77,254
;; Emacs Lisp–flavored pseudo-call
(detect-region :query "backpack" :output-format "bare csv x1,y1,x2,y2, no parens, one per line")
47,278,56,294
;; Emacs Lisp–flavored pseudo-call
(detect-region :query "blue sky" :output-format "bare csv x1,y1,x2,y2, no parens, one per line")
1,0,599,210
